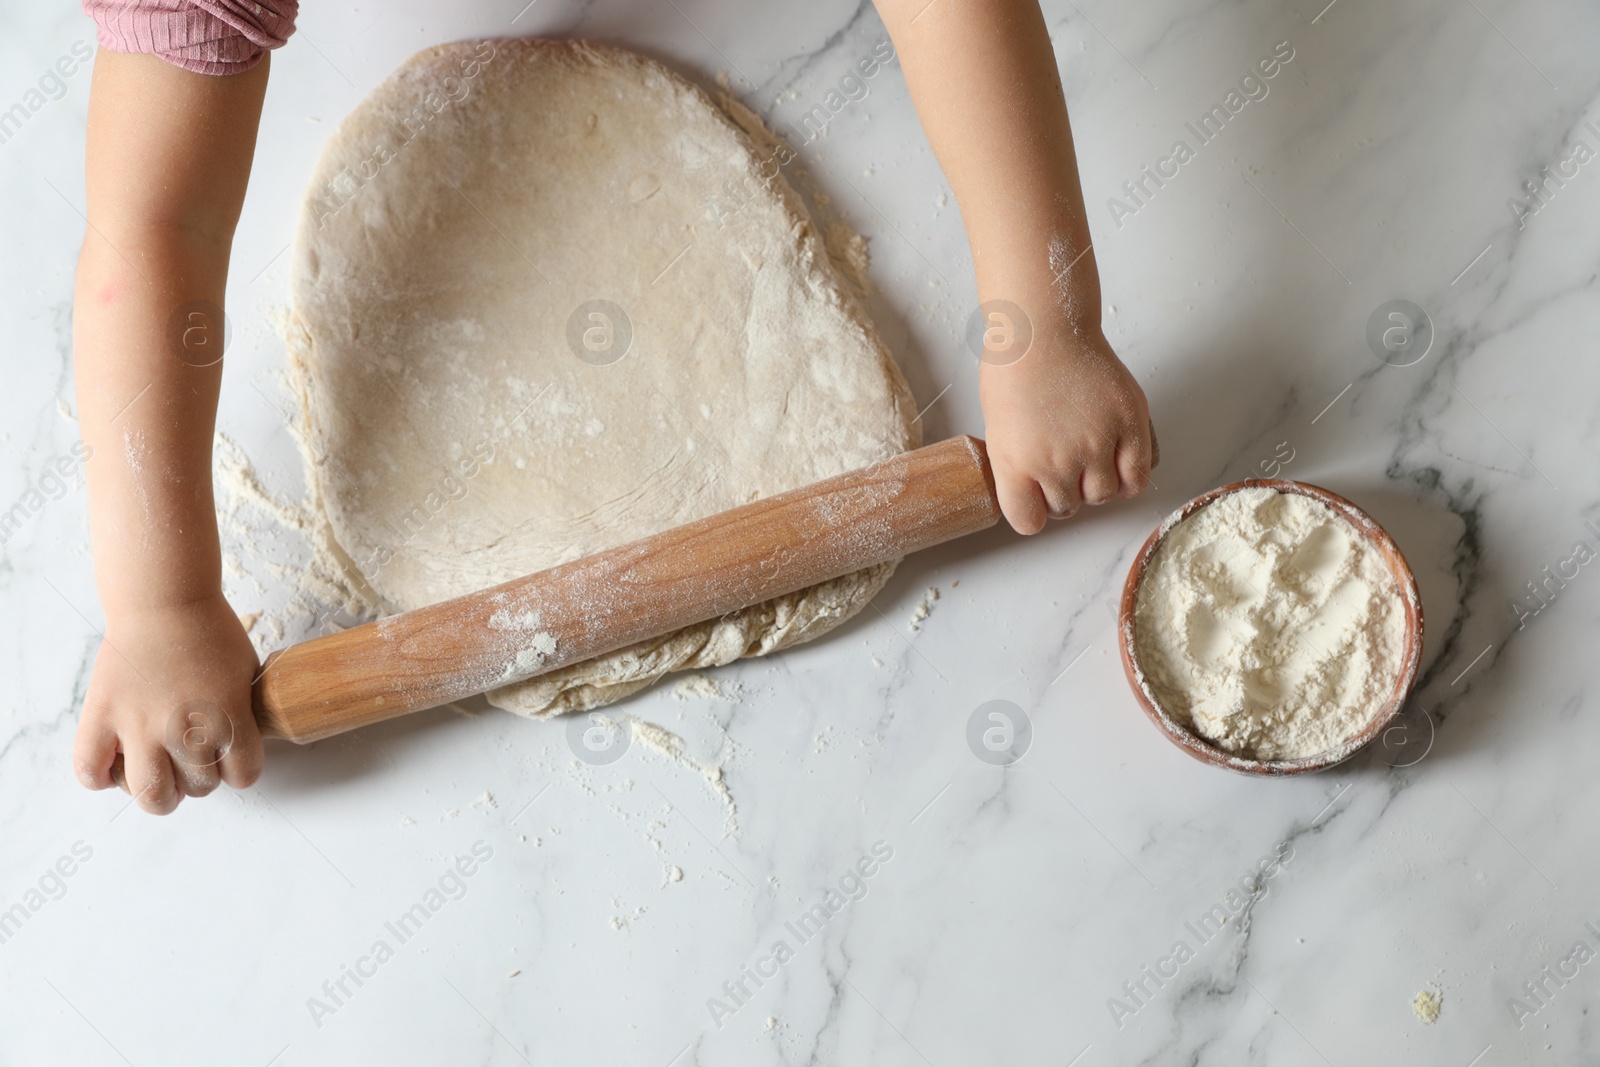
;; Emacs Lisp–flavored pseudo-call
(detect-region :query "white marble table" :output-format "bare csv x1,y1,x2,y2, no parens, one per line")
2,0,1596,1063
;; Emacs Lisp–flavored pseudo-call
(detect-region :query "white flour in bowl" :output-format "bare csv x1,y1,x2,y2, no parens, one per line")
1133,487,1408,761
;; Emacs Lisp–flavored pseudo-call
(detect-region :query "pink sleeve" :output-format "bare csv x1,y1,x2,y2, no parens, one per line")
83,0,298,76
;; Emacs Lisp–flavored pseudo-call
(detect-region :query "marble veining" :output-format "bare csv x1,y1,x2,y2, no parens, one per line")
2,0,1598,1064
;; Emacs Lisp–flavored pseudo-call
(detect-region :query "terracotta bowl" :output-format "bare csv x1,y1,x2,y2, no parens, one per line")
1117,479,1424,777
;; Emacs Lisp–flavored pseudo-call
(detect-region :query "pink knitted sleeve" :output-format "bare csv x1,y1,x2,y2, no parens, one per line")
83,0,298,76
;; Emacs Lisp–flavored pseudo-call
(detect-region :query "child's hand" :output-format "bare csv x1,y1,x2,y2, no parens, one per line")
874,0,1158,534
72,52,271,811
980,323,1154,534
74,595,263,814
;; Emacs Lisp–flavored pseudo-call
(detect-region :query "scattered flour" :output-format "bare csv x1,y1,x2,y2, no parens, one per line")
1413,986,1442,1024
1133,487,1408,761
909,585,941,632
1048,232,1092,326
210,430,380,657
607,894,649,932
121,427,153,531
672,673,741,702
625,715,738,833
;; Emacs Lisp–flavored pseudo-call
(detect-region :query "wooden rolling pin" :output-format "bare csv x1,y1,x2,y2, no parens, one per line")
253,435,1002,743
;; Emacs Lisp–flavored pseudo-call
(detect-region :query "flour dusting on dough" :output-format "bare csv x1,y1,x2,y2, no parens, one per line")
285,39,918,720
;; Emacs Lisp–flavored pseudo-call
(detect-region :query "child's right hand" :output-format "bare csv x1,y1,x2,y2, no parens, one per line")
73,594,263,814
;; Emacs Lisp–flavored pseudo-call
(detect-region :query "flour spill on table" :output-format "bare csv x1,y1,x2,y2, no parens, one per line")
212,430,378,653
1412,985,1442,1024
625,714,738,834
909,585,941,631
673,673,741,702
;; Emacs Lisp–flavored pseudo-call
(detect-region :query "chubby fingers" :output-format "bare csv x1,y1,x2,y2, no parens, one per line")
995,462,1050,535
1114,419,1159,497
171,746,224,799
164,700,220,798
993,420,1160,534
123,736,184,815
217,698,265,791
996,463,1087,534
166,697,263,796
1080,440,1121,506
1041,463,1086,519
73,715,120,791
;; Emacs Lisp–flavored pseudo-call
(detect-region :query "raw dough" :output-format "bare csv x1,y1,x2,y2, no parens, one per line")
287,39,918,717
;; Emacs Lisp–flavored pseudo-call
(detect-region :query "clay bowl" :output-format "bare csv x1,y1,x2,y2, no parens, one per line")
1117,479,1424,777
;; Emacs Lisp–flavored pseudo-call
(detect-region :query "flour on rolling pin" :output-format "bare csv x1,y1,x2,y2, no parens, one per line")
374,590,561,699
250,436,999,744
791,438,992,578
488,608,558,680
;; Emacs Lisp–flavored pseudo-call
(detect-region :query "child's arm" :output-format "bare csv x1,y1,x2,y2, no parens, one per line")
873,0,1155,533
72,50,269,813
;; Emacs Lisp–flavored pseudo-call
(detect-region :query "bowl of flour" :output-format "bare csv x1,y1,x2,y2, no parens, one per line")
1119,480,1422,775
